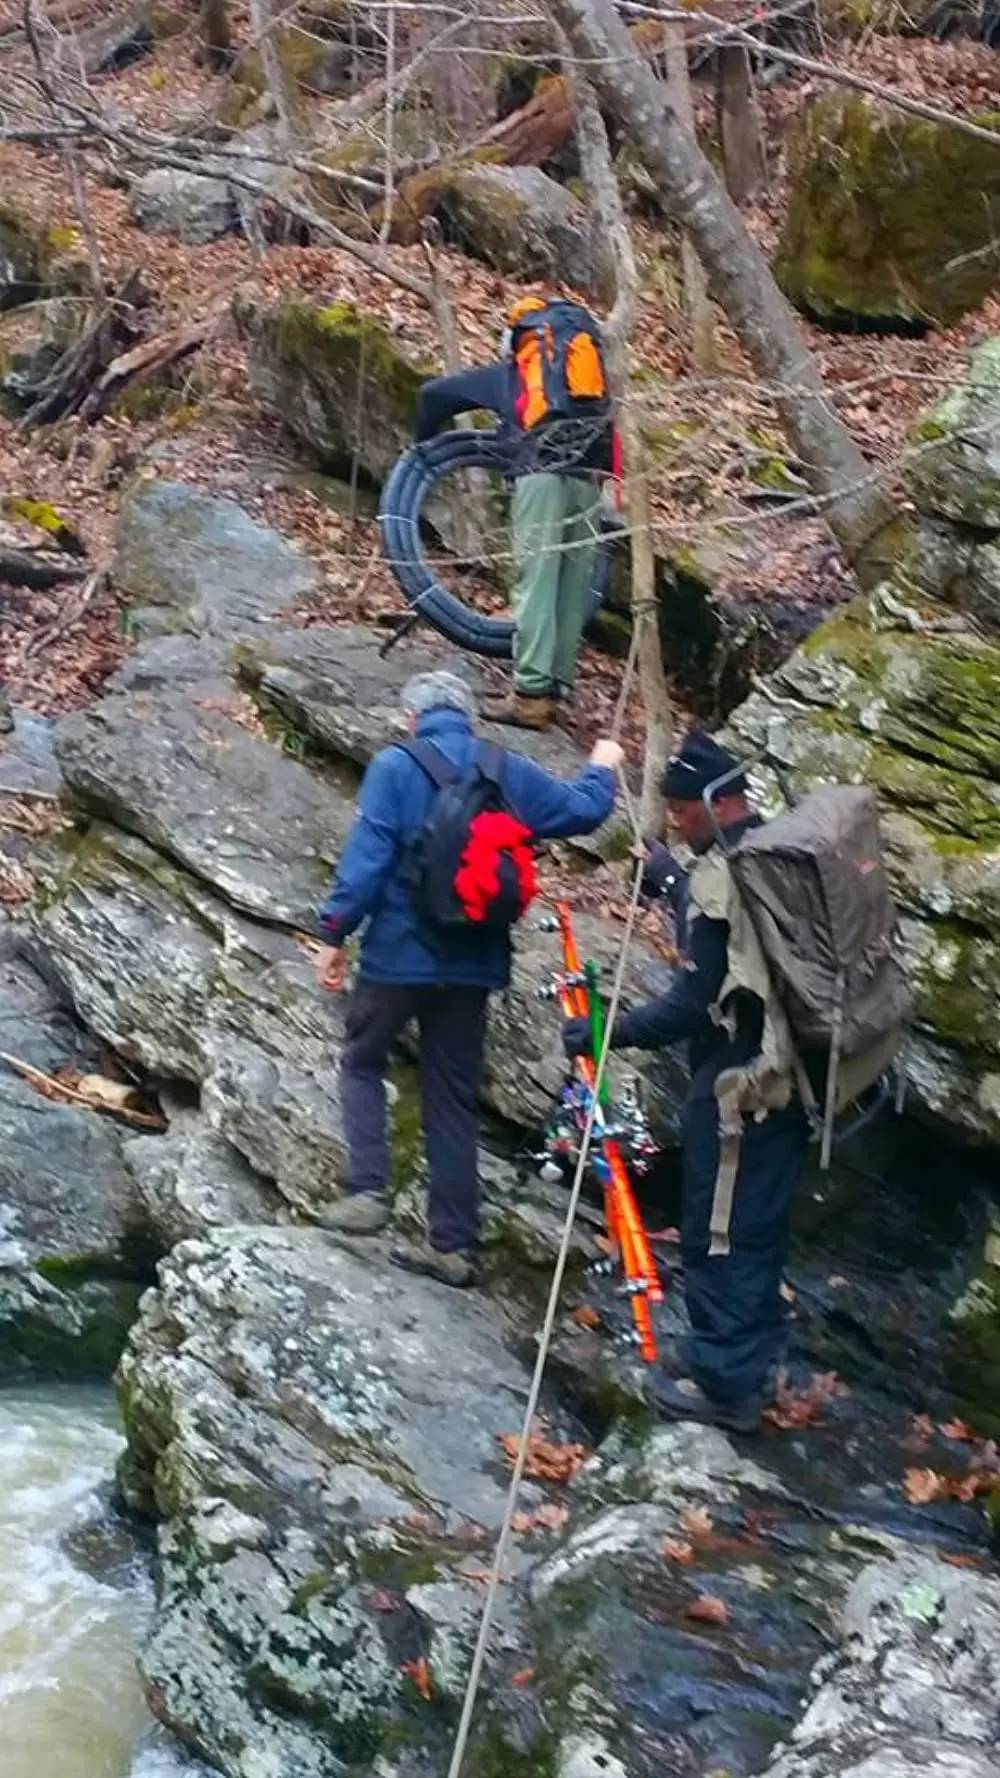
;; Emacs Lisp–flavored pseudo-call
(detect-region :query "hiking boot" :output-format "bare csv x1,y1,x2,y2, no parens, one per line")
654,1375,762,1435
315,1193,391,1236
389,1236,478,1289
481,692,554,732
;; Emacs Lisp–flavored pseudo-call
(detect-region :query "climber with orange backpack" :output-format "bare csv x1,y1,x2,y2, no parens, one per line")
414,295,620,731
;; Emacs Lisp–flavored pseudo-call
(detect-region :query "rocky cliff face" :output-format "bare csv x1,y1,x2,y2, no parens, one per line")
729,340,1000,1152
2,345,1000,1775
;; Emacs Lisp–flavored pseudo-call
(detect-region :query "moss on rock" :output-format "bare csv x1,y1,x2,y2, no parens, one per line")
774,95,1000,328
905,337,1000,529
234,289,433,482
944,1217,1000,1438
0,198,87,309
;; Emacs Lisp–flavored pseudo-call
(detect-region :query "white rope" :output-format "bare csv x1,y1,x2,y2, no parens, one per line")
445,613,652,1778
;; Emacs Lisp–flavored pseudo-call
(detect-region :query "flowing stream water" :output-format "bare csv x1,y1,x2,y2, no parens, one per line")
0,1387,192,1778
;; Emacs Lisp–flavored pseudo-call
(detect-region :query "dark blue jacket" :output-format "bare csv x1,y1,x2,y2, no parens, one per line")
612,819,764,1101
317,708,617,988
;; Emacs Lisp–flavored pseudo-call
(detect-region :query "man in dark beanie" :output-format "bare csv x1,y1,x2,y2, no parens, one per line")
564,728,809,1432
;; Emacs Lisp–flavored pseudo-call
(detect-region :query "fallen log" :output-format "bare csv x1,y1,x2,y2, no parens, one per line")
22,268,146,426
0,545,85,590
78,306,224,420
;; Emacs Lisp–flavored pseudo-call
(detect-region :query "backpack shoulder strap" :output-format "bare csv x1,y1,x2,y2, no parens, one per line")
395,738,459,789
474,739,506,785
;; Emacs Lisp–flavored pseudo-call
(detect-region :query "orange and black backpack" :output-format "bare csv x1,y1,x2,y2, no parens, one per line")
507,297,611,435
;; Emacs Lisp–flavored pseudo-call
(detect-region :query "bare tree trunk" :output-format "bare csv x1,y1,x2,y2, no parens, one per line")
249,0,295,143
662,21,714,372
199,0,233,74
546,0,899,581
566,52,672,831
716,43,766,205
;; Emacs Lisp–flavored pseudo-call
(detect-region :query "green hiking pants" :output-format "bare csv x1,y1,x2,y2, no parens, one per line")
510,472,601,697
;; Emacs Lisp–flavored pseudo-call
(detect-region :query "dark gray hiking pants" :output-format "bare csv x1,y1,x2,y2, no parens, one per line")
340,981,489,1253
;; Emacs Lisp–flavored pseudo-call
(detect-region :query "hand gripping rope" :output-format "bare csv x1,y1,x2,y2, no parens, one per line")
377,429,615,658
536,901,663,1362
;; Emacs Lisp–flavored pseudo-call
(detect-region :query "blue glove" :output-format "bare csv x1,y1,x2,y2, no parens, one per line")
562,1016,593,1059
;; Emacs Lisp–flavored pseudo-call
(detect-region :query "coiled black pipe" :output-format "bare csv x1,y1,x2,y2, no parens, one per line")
378,429,613,658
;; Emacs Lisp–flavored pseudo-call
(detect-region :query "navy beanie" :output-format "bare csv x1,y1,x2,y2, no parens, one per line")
660,729,746,801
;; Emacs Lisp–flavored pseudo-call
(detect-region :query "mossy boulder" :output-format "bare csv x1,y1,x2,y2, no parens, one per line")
905,337,1000,530
233,0,373,105
0,199,86,311
234,289,432,483
945,1214,1000,1437
388,161,599,294
774,94,1000,328
725,344,1000,1151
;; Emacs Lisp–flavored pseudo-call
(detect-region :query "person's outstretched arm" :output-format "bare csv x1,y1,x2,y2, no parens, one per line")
507,739,622,840
564,912,728,1056
414,362,510,442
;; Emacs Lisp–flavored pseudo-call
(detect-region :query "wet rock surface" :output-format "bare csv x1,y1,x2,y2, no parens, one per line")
32,823,350,1213
53,680,352,928
759,1557,1000,1778
118,1227,542,1777
0,929,147,1375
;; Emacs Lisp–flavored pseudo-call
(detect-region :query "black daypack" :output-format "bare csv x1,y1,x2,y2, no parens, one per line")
399,739,537,935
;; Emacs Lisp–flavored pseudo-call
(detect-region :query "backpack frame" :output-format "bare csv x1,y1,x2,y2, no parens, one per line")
701,752,911,1167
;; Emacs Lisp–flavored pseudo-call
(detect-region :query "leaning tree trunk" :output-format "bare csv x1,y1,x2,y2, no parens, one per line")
199,0,233,73
663,19,714,371
546,0,900,582
716,43,767,205
565,50,673,830
249,0,296,143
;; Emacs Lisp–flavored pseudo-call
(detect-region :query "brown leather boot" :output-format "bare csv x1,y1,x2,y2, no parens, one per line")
481,692,554,731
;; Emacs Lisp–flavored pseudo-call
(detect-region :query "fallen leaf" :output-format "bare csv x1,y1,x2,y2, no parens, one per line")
686,1594,731,1627
570,1305,602,1329
75,1072,142,1113
826,1274,849,1289
661,1538,695,1564
680,1504,714,1538
510,1503,569,1534
909,1413,934,1445
779,1280,797,1305
940,1419,974,1442
763,1370,848,1430
647,1226,681,1245
367,1589,401,1612
499,1428,592,1484
533,1502,570,1531
903,1467,948,1505
941,1551,987,1569
400,1656,434,1702
594,1234,619,1258
511,1667,535,1686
